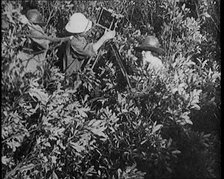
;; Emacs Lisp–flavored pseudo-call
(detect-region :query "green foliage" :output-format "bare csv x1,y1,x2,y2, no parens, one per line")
1,0,220,179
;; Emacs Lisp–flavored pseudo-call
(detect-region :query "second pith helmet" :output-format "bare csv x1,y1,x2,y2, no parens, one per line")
134,36,165,55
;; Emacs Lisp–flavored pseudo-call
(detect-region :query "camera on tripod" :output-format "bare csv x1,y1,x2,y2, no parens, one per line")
96,7,124,31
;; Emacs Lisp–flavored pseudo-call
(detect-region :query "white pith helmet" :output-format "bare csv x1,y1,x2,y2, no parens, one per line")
65,13,92,33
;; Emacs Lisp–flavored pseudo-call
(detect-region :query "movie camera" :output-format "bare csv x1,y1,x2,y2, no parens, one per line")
96,7,124,31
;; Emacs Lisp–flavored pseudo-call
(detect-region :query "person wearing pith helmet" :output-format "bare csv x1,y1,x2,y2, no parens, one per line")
62,12,116,75
15,9,49,76
134,36,165,72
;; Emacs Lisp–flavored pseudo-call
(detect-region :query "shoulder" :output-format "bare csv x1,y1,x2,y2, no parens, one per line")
151,56,163,65
29,25,49,46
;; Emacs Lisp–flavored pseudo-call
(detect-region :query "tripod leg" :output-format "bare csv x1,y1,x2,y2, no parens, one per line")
109,42,132,91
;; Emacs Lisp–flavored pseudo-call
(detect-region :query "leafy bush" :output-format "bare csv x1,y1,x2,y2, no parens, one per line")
2,0,220,179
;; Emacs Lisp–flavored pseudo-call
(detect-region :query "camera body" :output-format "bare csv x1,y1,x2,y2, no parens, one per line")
96,7,123,31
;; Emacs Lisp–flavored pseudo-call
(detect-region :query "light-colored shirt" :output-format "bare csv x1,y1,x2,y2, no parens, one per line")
143,54,164,72
28,24,49,49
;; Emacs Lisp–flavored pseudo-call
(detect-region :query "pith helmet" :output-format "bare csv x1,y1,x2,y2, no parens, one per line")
26,9,46,25
134,36,165,55
65,13,92,33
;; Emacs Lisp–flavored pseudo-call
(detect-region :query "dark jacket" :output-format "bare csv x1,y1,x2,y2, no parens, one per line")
63,35,96,75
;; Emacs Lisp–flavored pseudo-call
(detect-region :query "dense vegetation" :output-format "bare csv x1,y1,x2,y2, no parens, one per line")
1,0,220,178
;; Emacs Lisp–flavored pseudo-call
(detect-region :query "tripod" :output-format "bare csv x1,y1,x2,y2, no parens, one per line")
108,41,133,92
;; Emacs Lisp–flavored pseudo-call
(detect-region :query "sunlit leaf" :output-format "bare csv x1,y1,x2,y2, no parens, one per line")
91,127,107,138
2,156,11,165
172,150,181,155
28,88,49,104
70,142,86,153
152,124,163,133
20,164,35,172
51,156,57,164
51,171,58,179
191,104,201,110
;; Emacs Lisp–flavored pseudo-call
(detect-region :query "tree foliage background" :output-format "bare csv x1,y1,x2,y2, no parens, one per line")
1,0,221,179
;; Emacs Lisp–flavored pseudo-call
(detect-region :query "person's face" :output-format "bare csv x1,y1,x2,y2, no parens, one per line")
79,28,95,38
78,31,87,37
142,50,154,60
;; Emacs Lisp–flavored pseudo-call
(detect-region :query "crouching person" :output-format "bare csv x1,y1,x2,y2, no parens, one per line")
134,36,165,73
17,9,49,76
62,13,116,76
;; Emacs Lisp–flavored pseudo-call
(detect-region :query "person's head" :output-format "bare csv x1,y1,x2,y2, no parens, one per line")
26,9,46,26
65,13,92,36
134,36,165,59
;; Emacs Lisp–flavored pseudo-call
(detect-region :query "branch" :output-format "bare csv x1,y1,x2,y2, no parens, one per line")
4,161,23,179
4,151,34,179
45,6,57,28
4,149,40,179
2,128,38,144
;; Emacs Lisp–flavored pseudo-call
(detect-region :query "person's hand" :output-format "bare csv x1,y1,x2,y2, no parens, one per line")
93,29,116,53
102,29,116,41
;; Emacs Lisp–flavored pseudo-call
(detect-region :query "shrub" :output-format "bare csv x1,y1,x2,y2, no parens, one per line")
2,0,220,179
